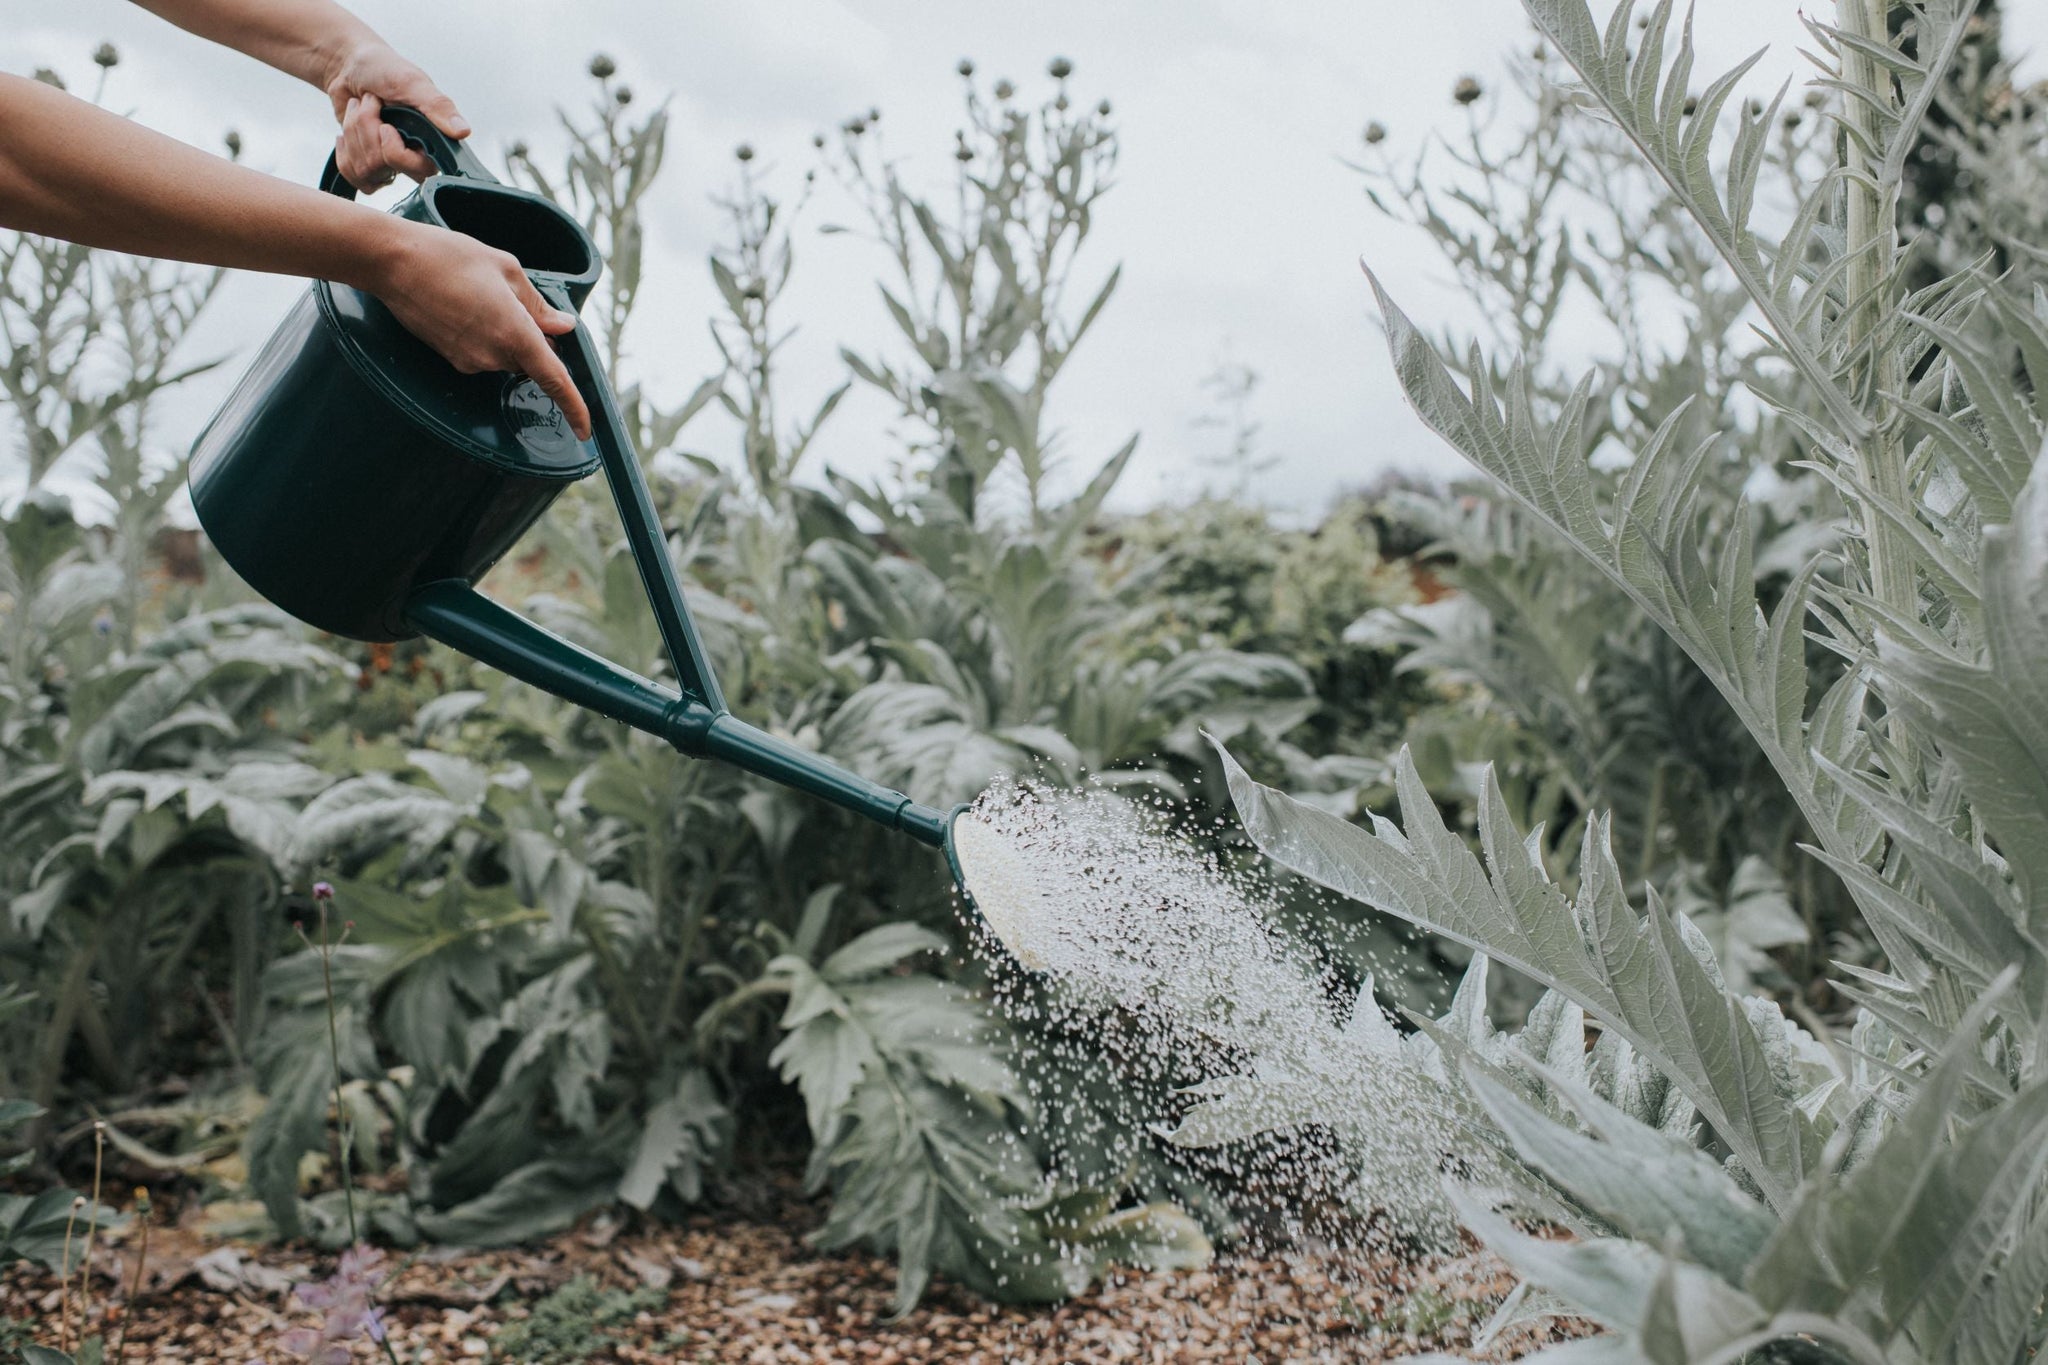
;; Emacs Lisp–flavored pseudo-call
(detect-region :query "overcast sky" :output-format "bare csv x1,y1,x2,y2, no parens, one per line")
11,2,2046,519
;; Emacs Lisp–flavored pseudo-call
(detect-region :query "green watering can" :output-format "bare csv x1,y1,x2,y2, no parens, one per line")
189,107,964,863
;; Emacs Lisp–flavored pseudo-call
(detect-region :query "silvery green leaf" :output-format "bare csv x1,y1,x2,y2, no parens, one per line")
1220,740,1812,1210
1453,1184,1767,1351
618,1069,728,1210
1747,971,2017,1323
1464,1067,1775,1285
820,923,949,981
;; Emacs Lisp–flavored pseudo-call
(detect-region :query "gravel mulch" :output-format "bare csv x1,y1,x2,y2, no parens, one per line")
3,1185,1590,1362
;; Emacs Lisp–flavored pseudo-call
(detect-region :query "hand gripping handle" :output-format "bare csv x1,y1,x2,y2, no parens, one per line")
318,103,498,199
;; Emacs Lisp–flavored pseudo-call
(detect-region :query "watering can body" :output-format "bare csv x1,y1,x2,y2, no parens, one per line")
190,116,601,642
188,108,954,853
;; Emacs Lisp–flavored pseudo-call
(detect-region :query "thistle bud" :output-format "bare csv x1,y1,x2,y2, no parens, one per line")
735,142,755,162
994,79,1015,100
93,43,119,69
33,67,65,89
812,132,826,149
1453,75,1483,105
224,130,243,158
1682,94,1698,116
1363,120,1386,145
1048,56,1073,80
509,140,530,160
957,58,975,77
614,85,633,106
589,54,617,79
1097,99,1112,116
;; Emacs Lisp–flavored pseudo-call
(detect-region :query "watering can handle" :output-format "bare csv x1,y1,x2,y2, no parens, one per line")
318,104,500,199
538,281,728,714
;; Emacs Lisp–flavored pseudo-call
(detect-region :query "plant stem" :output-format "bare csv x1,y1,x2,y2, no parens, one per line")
315,900,360,1246
57,1196,82,1351
581,907,657,1063
77,1122,105,1335
110,1190,149,1362
1837,0,1921,765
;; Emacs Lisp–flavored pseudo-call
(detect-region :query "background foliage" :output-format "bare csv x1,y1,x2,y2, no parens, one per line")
0,52,1414,1312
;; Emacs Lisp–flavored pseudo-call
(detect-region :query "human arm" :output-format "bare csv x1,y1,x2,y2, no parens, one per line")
0,72,590,437
128,0,466,189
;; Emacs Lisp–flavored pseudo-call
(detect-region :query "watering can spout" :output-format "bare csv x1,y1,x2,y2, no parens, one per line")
402,581,954,851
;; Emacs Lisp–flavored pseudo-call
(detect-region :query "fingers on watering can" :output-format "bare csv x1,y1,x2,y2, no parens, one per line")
378,122,441,182
354,93,435,184
410,86,472,140
337,96,393,189
513,278,591,438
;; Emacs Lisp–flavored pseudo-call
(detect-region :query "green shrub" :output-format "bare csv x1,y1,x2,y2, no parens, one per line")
1207,1,2048,1359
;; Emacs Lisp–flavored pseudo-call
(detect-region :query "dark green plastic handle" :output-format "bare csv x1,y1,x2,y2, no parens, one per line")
319,103,498,199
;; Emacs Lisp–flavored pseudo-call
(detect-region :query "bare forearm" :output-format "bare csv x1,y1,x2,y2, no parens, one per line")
126,0,378,90
0,72,404,290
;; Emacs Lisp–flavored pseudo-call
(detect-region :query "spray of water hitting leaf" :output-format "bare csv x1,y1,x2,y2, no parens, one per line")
950,775,1487,1251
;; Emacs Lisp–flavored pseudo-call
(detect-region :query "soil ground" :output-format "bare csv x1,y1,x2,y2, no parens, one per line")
3,1180,1587,1362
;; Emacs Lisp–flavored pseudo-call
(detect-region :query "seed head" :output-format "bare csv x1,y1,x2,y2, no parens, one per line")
614,85,633,106
1453,75,1483,106
844,116,866,134
957,58,976,78
1048,56,1073,80
1363,120,1387,145
224,130,243,158
509,140,530,160
93,43,119,69
33,67,65,90
812,132,826,149
1097,99,1112,116
1804,88,1826,108
1682,94,1698,116
1055,93,1069,112
735,142,755,162
589,54,617,80
994,79,1015,100
867,106,880,122
312,881,334,901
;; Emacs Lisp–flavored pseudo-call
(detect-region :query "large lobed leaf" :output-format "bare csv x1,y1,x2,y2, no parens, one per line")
1217,738,1818,1211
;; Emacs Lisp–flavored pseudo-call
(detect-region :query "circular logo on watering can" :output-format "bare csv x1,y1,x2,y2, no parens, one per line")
501,377,579,461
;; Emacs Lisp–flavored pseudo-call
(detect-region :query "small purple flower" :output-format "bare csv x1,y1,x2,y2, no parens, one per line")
311,882,334,901
279,1246,387,1363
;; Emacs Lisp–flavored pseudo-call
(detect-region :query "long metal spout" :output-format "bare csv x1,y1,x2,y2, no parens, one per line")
405,581,950,848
